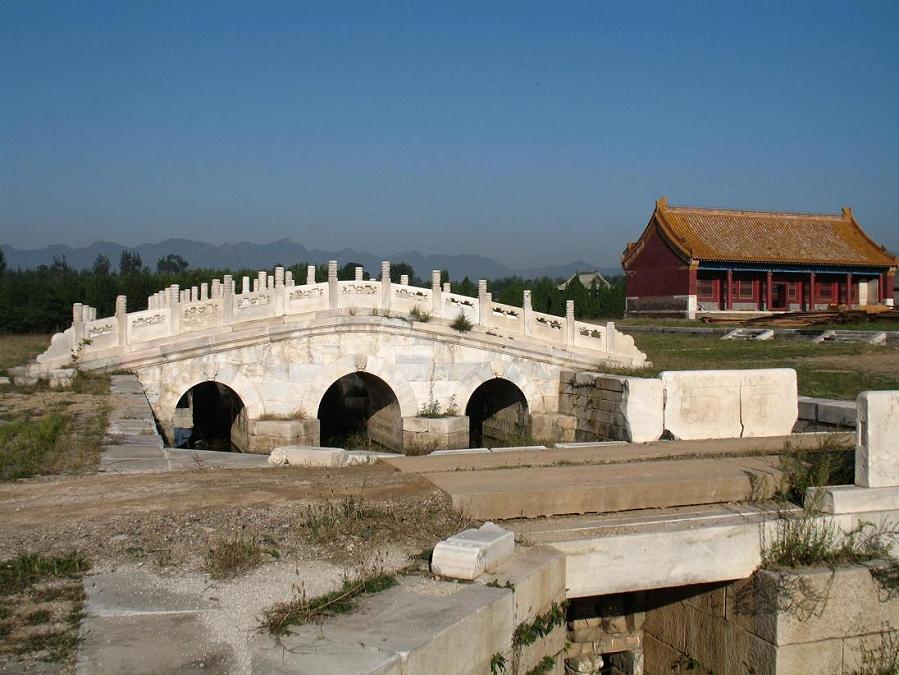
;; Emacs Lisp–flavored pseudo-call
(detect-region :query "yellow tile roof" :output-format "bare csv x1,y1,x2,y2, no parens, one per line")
622,198,896,269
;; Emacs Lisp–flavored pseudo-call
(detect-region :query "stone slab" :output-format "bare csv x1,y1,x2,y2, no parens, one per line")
510,503,801,599
424,456,782,520
268,445,347,467
806,484,899,514
386,433,845,475
661,369,797,440
856,390,899,488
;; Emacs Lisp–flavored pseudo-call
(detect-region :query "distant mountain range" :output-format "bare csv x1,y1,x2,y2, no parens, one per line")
0,239,620,281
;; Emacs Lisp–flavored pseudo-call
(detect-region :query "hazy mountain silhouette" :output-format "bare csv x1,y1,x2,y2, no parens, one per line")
1,239,617,281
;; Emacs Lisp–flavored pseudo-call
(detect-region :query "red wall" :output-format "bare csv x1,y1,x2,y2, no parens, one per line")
625,225,692,297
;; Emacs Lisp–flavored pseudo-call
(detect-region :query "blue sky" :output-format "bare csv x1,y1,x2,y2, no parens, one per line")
2,1,897,267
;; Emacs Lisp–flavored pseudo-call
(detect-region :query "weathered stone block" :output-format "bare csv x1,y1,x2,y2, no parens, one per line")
661,369,796,440
431,522,515,580
856,390,899,488
728,563,899,646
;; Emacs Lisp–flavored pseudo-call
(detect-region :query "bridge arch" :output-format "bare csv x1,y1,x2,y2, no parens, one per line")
299,354,418,420
317,372,403,451
465,378,531,448
173,381,248,452
157,367,264,444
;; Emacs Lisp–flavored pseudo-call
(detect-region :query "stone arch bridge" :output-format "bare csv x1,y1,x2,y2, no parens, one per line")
36,262,647,452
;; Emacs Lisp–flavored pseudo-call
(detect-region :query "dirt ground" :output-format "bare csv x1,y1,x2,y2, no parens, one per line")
0,465,458,569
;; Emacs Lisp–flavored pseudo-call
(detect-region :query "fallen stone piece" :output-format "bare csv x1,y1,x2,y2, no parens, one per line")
431,522,514,580
0,376,10,386
268,446,347,467
48,368,77,389
345,450,393,466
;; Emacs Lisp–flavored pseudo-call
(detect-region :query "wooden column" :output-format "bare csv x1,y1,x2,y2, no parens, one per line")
846,273,853,307
726,269,733,311
809,272,816,311
766,271,773,311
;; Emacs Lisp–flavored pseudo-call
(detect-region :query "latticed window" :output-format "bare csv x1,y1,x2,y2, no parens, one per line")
738,280,754,299
697,278,715,299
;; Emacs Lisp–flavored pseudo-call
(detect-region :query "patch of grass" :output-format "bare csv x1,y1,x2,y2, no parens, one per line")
762,517,897,570
296,494,470,562
0,414,69,480
628,333,899,399
23,610,51,626
0,389,108,480
0,552,89,667
0,335,50,374
71,372,110,395
0,552,88,597
261,571,397,635
204,535,264,580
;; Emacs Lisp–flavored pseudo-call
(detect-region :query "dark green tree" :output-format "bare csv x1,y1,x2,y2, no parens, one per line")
119,249,144,276
92,254,111,275
157,254,189,274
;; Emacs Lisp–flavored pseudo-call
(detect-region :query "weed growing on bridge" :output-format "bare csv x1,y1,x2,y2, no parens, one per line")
419,396,459,418
775,437,854,506
451,311,474,333
762,517,897,570
409,305,431,322
260,569,398,635
0,552,88,668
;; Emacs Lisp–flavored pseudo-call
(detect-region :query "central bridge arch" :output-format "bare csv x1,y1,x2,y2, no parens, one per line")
318,372,402,450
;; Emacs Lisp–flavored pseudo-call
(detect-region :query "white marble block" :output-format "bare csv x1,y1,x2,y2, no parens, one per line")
856,391,899,488
268,446,347,467
661,369,797,440
431,522,514,580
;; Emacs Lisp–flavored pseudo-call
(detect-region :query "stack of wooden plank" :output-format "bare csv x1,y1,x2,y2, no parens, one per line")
701,307,899,328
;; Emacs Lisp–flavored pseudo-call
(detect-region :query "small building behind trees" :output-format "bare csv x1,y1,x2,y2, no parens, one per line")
622,197,897,318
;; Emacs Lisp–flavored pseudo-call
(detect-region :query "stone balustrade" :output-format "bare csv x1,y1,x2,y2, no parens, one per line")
38,260,645,370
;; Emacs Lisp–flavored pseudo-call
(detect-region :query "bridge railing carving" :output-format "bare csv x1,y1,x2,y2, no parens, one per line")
37,261,645,368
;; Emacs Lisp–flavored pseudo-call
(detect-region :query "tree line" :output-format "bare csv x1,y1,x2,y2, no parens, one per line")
0,248,624,334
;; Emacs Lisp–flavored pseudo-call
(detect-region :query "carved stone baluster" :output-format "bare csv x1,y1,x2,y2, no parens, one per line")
381,261,391,312
116,295,127,347
223,275,234,324
431,270,442,318
328,260,338,309
522,290,532,336
478,280,488,326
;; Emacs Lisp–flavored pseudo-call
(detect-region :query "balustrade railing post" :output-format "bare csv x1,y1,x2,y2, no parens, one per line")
170,285,181,335
381,261,391,311
431,270,442,317
478,280,488,326
72,303,84,349
116,295,127,348
307,265,316,286
400,274,409,286
274,266,286,316
328,260,338,309
354,266,364,281
566,300,575,346
522,290,532,336
223,275,234,324
606,321,616,354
